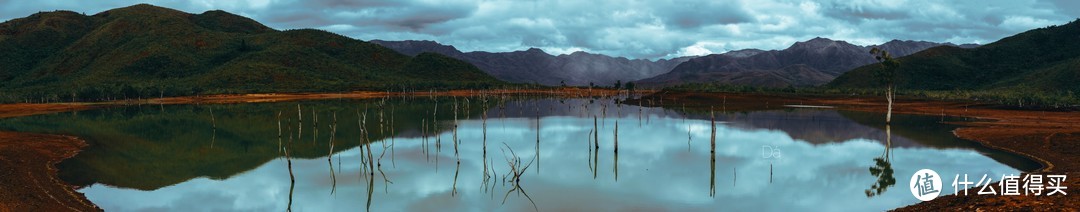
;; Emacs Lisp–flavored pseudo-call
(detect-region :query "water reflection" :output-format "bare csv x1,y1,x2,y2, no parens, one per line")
866,125,896,197
0,97,1036,211
499,143,538,211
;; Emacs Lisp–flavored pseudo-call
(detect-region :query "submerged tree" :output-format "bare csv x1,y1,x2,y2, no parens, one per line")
869,48,901,123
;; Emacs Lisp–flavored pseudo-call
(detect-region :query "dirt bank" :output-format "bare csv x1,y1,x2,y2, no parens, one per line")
139,88,631,105
0,104,95,119
0,132,99,211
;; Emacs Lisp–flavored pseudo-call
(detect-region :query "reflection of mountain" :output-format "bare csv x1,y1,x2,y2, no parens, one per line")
490,99,1038,172
837,111,1041,171
669,109,922,147
0,97,1039,191
489,99,967,148
669,108,1039,171
0,98,488,190
489,99,963,148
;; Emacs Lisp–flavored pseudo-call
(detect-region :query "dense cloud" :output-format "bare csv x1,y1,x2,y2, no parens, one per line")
1,0,1076,59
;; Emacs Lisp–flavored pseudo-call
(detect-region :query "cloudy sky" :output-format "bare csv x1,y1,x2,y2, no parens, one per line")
2,0,1077,59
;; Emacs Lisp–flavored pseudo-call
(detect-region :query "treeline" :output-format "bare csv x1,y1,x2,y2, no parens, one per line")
0,82,528,104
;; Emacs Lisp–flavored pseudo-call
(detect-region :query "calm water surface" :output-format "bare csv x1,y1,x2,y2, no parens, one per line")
0,97,1038,211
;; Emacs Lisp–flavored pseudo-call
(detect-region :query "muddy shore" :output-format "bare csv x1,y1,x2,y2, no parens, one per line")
0,89,1075,211
0,132,99,211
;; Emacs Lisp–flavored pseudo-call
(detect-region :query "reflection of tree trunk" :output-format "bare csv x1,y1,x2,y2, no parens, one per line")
207,127,216,149
284,145,295,212
328,154,336,195
358,110,368,171
536,111,540,174
328,112,338,195
866,124,895,197
710,145,716,197
710,108,717,196
209,106,217,149
297,104,302,142
422,118,428,161
390,107,396,168
614,120,618,151
614,148,619,182
277,111,282,154
453,102,459,157
593,142,599,179
452,160,460,196
687,115,692,152
209,106,216,129
594,116,599,149
483,108,489,179
638,100,643,127
365,170,374,212
885,125,892,160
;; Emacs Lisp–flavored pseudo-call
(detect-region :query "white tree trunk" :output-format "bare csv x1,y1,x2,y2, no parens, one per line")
886,85,894,124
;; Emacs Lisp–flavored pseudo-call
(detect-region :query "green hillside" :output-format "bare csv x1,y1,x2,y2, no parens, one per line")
0,4,504,103
830,19,1080,95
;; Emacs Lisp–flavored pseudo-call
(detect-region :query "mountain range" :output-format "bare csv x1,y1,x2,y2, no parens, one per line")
371,40,693,86
636,38,978,87
0,4,502,102
830,19,1080,94
5,3,1058,102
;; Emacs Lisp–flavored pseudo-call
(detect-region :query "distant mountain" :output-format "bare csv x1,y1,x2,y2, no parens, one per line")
0,4,503,102
830,19,1080,93
872,40,956,57
720,49,765,58
371,40,694,86
637,38,977,87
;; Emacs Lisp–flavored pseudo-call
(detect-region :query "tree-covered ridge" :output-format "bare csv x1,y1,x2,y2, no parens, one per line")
0,4,506,103
830,19,1080,94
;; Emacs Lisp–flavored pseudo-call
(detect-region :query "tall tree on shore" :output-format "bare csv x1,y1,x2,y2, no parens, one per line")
869,48,900,123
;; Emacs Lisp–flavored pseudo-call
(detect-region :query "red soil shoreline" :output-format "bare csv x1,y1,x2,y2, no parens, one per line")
0,132,98,211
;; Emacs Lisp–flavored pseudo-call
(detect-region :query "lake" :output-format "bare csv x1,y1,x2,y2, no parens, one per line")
0,96,1039,211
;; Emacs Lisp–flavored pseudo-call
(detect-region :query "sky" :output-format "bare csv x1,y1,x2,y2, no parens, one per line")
1,0,1077,59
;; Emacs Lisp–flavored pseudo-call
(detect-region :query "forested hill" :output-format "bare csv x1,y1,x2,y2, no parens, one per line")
0,4,504,102
830,19,1080,94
